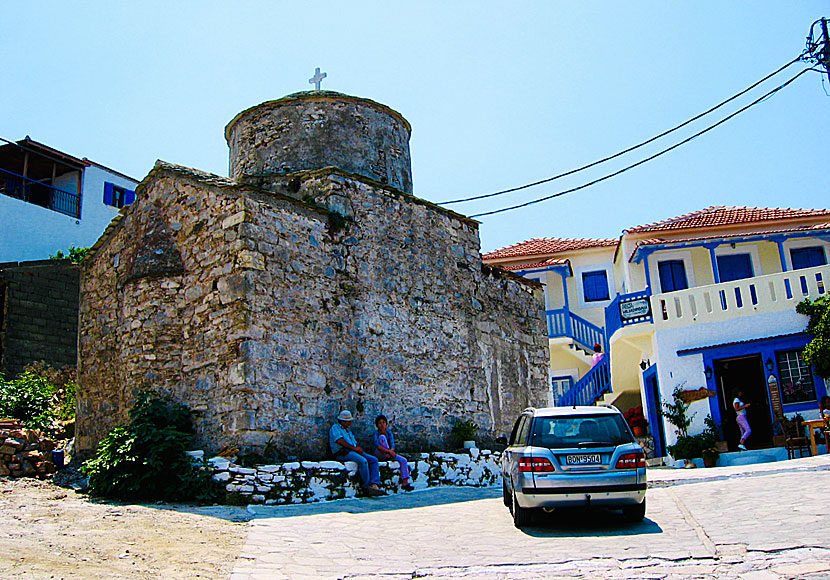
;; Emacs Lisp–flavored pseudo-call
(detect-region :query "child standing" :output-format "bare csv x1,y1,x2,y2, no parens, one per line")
733,390,752,451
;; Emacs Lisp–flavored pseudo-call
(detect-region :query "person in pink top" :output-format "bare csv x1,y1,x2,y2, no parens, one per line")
590,344,605,368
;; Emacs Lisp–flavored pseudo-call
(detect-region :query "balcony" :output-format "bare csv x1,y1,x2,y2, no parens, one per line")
651,264,828,329
1,167,81,218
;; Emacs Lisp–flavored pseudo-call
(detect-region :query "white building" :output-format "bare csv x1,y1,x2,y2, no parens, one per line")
484,206,830,459
0,138,138,262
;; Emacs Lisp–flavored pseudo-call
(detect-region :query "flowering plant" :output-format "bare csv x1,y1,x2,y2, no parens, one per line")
623,406,647,430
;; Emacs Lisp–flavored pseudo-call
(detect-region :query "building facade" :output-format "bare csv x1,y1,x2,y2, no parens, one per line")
0,138,139,263
484,206,830,457
77,91,551,459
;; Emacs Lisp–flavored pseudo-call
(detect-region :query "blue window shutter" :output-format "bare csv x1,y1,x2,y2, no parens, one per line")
791,247,827,270
716,254,753,282
658,260,688,292
582,270,609,302
124,189,136,206
103,182,114,206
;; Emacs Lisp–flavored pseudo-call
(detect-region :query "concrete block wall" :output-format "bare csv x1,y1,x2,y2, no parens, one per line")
0,259,80,378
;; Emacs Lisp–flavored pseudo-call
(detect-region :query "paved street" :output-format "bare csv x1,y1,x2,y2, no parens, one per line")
231,456,830,580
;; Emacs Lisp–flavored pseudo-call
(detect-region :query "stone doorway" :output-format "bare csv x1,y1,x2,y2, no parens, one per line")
714,355,773,450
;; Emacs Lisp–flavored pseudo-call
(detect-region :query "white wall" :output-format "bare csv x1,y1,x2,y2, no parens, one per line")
653,308,811,445
0,165,137,263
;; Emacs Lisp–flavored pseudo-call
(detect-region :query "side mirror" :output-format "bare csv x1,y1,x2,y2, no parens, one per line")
495,436,507,445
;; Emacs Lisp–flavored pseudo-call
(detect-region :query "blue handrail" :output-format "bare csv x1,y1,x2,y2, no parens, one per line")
546,308,606,352
0,167,81,218
557,357,611,407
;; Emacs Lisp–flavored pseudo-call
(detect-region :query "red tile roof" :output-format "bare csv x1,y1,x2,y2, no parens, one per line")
499,258,570,271
625,206,830,234
483,238,617,261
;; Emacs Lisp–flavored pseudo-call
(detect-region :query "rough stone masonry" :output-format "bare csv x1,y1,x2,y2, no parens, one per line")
77,91,550,458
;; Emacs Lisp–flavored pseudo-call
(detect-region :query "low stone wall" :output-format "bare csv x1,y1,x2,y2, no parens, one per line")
207,448,502,505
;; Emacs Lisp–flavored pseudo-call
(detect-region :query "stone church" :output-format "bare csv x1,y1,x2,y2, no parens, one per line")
77,91,550,458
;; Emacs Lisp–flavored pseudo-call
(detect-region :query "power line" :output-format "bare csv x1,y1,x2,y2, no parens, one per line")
440,54,805,206
469,67,813,219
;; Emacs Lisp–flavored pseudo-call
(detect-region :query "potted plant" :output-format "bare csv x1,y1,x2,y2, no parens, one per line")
623,406,648,437
701,447,720,467
451,419,479,449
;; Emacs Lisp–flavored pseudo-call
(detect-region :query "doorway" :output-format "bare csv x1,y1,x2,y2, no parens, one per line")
714,355,773,450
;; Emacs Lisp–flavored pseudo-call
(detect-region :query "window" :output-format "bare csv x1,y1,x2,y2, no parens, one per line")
103,182,136,208
530,414,633,449
716,253,753,282
658,260,689,292
551,376,573,400
582,270,609,302
791,246,827,270
776,349,816,405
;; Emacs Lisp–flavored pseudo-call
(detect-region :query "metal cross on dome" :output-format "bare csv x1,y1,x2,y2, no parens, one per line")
309,67,327,90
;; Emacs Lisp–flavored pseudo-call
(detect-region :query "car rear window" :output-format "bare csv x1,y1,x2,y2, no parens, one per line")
530,414,633,449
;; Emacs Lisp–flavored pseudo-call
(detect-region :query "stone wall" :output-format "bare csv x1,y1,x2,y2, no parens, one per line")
208,447,502,505
77,91,549,459
0,259,79,378
78,162,549,458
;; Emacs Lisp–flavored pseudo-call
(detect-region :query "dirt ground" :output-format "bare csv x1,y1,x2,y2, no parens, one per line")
0,475,250,580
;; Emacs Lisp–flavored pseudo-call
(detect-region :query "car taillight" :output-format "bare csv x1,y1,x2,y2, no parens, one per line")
519,457,554,472
616,452,646,469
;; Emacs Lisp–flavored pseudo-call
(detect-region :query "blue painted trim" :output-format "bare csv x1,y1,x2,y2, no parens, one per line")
777,240,788,272
643,252,652,294
628,227,830,263
709,247,721,284
560,270,570,314
514,264,572,277
641,364,664,457
697,334,827,425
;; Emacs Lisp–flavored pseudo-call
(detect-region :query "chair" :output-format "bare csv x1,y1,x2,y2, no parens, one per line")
781,421,811,459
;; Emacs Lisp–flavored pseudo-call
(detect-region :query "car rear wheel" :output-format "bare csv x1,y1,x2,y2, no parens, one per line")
622,498,646,522
511,491,534,528
502,480,511,507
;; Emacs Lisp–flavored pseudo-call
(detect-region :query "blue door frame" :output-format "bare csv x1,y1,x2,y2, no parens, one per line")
641,364,665,457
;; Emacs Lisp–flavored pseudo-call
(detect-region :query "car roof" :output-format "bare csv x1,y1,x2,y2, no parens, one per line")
529,406,621,417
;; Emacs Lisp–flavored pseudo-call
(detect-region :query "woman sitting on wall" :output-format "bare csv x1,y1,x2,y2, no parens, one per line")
373,415,414,491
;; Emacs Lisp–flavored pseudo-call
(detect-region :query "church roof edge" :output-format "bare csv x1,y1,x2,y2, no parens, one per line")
224,91,412,143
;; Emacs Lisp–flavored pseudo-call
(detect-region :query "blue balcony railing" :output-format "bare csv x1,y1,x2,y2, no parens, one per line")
605,290,653,339
0,167,81,218
557,357,610,407
546,308,606,352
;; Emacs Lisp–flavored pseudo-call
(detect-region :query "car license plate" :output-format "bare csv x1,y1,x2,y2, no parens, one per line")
565,454,601,465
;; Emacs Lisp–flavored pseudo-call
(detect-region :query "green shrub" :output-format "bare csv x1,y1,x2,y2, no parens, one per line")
451,419,479,445
81,392,221,504
0,363,76,434
49,246,90,264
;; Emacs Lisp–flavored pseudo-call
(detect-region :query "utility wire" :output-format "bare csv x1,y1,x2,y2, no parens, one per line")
469,67,812,219
440,54,805,206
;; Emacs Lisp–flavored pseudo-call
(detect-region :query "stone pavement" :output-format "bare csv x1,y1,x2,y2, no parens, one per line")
231,455,830,579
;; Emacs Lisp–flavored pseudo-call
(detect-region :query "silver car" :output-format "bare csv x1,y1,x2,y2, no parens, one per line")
500,405,647,527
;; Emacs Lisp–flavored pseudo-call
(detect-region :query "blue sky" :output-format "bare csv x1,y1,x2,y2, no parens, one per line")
2,2,828,252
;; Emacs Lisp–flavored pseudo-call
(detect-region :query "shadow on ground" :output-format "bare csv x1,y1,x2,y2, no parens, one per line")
519,508,663,538
243,485,503,519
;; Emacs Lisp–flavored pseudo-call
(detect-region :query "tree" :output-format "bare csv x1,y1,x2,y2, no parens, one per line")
796,295,830,378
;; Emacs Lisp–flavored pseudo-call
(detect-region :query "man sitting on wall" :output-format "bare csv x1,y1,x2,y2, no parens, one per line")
329,410,385,497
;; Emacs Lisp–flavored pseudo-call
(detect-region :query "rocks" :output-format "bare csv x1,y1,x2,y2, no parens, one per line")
209,448,502,506
0,426,59,479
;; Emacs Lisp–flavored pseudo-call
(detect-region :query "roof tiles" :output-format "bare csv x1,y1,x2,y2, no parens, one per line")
625,206,830,234
483,237,617,261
